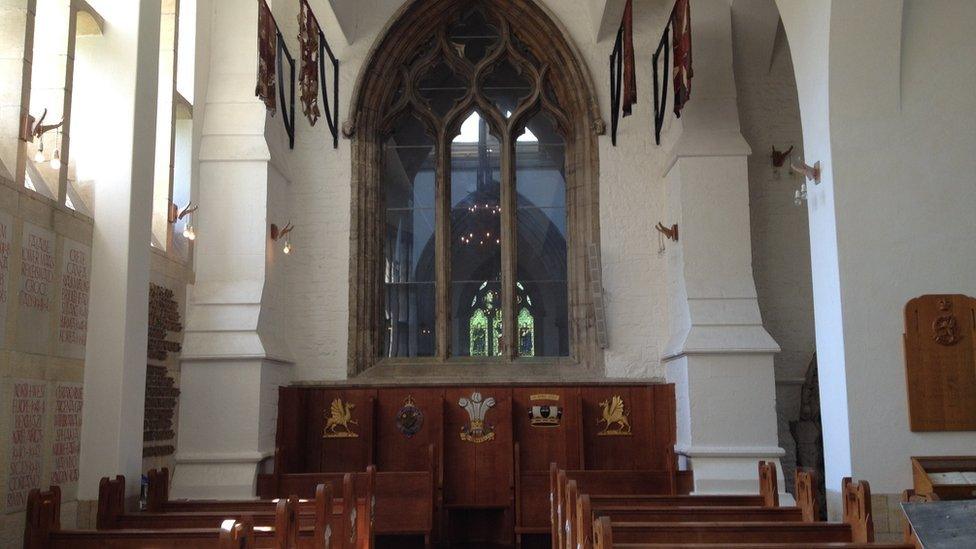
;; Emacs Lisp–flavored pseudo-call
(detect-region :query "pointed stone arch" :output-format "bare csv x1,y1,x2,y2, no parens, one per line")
345,0,604,376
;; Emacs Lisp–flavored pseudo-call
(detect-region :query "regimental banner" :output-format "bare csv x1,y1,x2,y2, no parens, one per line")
49,383,82,490
0,212,11,348
57,239,91,358
18,223,55,352
4,380,46,512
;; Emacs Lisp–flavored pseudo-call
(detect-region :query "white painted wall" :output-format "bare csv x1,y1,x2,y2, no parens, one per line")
831,0,976,494
779,0,976,498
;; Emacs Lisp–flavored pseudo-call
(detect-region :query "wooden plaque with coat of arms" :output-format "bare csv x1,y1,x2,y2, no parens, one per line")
904,294,976,431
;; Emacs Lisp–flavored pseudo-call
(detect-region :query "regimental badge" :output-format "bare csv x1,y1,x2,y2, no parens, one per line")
459,392,496,443
597,395,632,436
396,395,424,437
323,397,359,438
529,405,562,427
932,298,962,346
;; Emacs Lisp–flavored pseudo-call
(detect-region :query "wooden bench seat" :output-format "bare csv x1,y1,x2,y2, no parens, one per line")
251,445,435,542
588,477,905,549
594,521,856,544
597,538,915,548
23,486,296,549
555,461,787,549
97,475,362,548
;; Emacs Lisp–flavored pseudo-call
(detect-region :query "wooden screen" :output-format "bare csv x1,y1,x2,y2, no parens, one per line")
274,382,676,544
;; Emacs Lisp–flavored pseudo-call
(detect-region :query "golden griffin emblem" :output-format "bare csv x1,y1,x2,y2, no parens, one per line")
323,398,359,438
597,395,632,436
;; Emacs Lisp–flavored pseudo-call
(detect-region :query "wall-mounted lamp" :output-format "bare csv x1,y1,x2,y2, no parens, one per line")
790,159,821,206
654,222,678,255
791,159,821,183
169,201,198,240
270,222,295,255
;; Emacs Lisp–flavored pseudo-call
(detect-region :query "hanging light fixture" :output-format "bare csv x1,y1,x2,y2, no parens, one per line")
49,129,62,169
270,222,295,255
33,139,45,163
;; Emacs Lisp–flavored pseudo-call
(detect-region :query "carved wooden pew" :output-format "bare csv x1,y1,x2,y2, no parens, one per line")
147,466,376,548
98,476,349,549
252,445,435,544
551,461,780,549
23,485,295,549
574,469,821,549
589,478,915,549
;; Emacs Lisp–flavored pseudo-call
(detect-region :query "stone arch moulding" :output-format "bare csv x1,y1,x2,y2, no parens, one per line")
345,0,606,377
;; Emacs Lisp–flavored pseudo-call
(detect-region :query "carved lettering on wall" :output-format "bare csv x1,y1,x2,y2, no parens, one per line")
147,283,182,361
4,380,46,512
57,239,91,358
18,224,54,351
0,212,11,347
143,283,182,458
50,383,83,488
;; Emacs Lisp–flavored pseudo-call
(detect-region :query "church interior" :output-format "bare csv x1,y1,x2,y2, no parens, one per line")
1,0,975,547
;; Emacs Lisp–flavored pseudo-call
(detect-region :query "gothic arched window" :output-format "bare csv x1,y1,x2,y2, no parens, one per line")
349,0,603,373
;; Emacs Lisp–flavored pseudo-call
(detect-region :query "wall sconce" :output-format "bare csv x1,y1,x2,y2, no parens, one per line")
169,201,198,240
791,159,821,206
791,159,821,183
270,222,295,254
655,222,678,254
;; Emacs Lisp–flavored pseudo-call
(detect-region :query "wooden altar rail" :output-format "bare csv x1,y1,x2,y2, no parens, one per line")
24,485,300,549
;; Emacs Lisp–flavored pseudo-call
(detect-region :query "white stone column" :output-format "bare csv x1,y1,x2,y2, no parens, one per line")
662,0,787,499
78,0,162,502
172,0,292,499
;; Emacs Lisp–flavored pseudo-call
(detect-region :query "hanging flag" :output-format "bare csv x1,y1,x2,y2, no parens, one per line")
255,0,278,113
621,0,637,117
298,0,322,126
671,0,693,117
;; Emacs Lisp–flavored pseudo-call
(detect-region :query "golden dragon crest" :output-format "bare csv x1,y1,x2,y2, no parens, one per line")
597,395,632,436
323,398,359,438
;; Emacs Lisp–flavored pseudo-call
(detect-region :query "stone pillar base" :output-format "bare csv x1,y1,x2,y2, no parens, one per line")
171,455,269,500
171,358,290,499
679,450,794,504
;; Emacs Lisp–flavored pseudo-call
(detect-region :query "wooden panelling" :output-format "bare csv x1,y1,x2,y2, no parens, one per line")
580,386,660,470
315,388,375,472
442,387,514,507
904,295,976,431
512,387,581,471
373,388,443,471
276,382,675,545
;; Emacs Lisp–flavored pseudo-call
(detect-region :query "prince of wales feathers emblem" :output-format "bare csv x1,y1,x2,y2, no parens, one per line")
323,398,359,438
459,392,496,443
